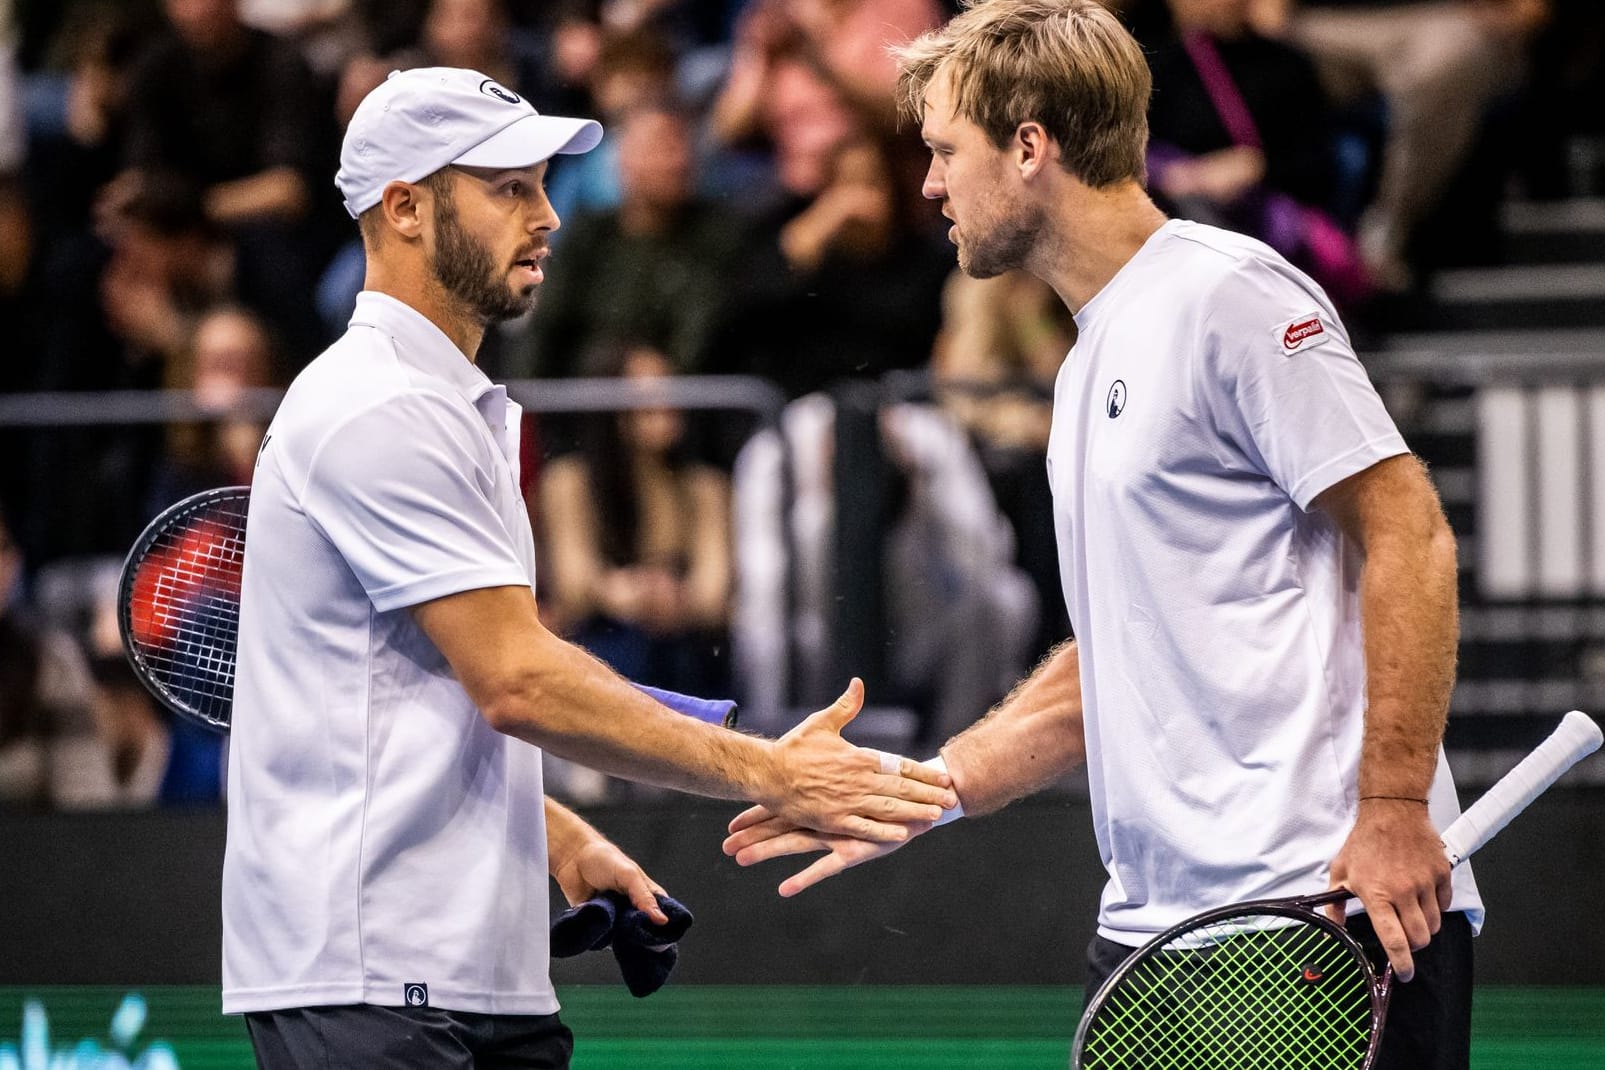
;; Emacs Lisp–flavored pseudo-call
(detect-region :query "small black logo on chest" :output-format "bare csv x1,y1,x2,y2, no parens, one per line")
1106,380,1127,419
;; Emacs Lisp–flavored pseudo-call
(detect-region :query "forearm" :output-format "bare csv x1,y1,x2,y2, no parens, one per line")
1357,517,1458,801
416,584,950,842
939,639,1086,815
491,629,775,802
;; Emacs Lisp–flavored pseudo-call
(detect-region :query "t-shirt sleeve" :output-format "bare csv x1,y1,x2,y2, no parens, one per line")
1203,258,1407,510
300,390,530,612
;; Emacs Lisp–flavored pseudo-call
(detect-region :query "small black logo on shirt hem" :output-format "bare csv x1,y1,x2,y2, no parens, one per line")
404,983,429,1007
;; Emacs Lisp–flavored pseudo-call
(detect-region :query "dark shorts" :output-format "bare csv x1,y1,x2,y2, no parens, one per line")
1084,910,1474,1070
245,1003,573,1070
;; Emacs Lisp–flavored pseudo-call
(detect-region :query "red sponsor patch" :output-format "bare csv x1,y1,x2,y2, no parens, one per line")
1282,316,1325,350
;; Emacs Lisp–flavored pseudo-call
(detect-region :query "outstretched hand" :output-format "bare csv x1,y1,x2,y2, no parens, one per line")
723,804,932,897
758,678,955,842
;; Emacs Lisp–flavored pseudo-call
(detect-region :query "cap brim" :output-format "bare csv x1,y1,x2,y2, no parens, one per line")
452,114,603,169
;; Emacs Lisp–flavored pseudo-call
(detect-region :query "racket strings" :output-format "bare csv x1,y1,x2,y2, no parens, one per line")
123,494,249,727
1080,913,1373,1070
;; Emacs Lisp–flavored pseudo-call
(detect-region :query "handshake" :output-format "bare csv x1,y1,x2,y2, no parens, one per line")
719,678,965,898
553,677,964,996
721,756,963,899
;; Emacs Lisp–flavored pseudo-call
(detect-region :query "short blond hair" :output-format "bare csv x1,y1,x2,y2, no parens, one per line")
896,0,1150,188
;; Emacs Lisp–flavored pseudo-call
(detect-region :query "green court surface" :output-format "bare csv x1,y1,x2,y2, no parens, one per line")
2,985,1600,1068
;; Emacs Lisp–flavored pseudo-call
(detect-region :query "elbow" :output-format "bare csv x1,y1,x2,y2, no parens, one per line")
475,657,562,739
477,671,538,737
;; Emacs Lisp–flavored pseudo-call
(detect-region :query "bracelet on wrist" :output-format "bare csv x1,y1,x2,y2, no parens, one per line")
1359,794,1428,805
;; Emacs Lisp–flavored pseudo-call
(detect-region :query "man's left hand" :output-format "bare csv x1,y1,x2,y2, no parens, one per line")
1325,799,1452,982
554,840,669,925
722,804,932,897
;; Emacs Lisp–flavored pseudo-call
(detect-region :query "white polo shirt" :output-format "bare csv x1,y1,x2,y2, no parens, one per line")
222,291,555,1015
1048,220,1483,944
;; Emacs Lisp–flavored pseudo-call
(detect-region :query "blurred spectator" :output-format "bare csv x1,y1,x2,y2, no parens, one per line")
0,508,160,810
537,342,733,700
731,392,1037,747
1259,0,1552,289
420,0,543,95
711,0,942,161
21,178,230,567
709,133,951,401
7,7,150,563
932,269,1074,662
506,0,606,117
1147,0,1370,305
99,176,236,376
709,5,864,207
146,304,276,513
545,27,680,226
20,2,147,249
238,0,362,78
114,0,326,354
518,102,744,383
80,564,178,806
55,554,225,808
779,0,945,119
0,0,26,300
240,0,350,35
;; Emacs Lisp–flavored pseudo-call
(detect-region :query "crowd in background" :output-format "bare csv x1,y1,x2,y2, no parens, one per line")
1,0,1601,809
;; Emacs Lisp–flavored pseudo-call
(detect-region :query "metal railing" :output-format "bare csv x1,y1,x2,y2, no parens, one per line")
0,376,790,428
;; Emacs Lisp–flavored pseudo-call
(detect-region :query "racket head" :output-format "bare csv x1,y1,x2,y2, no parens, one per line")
1072,891,1391,1070
117,485,251,733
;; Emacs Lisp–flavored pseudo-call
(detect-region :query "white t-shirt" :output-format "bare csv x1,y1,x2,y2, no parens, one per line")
222,292,555,1015
1047,220,1483,944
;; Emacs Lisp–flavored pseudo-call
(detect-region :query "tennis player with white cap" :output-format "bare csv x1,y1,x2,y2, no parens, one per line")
222,67,955,1068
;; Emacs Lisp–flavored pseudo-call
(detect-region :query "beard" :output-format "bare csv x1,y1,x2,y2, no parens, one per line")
429,191,536,324
957,198,1041,280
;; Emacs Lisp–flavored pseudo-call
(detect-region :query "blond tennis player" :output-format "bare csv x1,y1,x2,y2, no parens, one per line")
723,5,1480,1068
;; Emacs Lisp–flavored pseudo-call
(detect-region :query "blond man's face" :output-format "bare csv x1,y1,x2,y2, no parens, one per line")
919,73,1040,279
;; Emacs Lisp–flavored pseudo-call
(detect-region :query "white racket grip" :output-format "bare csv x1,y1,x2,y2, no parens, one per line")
1439,710,1602,867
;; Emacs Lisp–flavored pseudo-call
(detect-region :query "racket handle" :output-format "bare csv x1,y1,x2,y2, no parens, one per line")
1440,710,1602,867
633,683,738,729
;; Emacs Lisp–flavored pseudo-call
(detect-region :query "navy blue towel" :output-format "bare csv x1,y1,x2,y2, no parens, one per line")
550,892,695,997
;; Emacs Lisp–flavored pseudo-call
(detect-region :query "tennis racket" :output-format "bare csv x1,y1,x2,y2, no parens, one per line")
1071,710,1603,1070
117,485,741,733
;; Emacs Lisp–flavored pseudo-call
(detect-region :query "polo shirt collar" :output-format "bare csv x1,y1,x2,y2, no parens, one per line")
349,290,496,406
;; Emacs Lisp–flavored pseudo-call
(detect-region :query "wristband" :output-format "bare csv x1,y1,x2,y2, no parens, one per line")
923,755,965,827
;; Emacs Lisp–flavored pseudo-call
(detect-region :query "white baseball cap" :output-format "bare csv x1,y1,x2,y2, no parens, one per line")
335,67,603,218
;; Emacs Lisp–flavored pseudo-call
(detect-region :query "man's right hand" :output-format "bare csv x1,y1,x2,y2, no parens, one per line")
757,679,955,842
